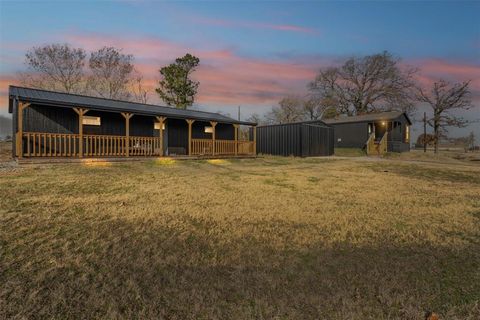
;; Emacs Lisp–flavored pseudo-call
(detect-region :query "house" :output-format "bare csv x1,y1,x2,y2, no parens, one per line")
256,120,334,157
323,111,412,154
8,86,257,160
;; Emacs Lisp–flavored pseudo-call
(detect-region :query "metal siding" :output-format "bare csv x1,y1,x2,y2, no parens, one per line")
257,122,333,157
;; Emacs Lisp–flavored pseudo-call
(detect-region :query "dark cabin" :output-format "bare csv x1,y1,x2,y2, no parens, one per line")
323,112,412,154
8,86,257,160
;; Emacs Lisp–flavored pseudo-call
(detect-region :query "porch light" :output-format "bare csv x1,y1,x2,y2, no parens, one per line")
381,121,386,126
154,122,165,130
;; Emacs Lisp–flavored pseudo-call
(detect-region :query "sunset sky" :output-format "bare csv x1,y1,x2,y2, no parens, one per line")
0,0,479,137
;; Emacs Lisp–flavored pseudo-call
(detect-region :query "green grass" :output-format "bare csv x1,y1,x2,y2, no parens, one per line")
1,156,479,319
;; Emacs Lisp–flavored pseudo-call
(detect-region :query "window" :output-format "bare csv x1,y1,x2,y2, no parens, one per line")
82,116,101,126
154,122,165,130
405,125,410,143
204,126,213,133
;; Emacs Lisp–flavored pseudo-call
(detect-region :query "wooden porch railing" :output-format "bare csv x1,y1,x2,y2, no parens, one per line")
237,140,254,155
215,140,236,155
21,132,162,158
378,131,388,155
365,133,376,156
191,138,255,156
191,138,213,155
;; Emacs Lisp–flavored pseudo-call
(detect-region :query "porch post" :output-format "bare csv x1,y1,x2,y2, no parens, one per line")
253,125,257,155
210,121,217,156
73,108,88,157
185,119,195,156
121,112,134,157
233,124,239,156
16,102,30,158
156,116,166,156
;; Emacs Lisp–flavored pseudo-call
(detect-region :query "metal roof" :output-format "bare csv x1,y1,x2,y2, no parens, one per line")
8,86,256,126
323,111,412,125
257,119,331,128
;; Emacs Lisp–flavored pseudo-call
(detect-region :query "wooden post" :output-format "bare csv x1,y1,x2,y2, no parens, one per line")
156,116,166,156
185,119,195,156
233,124,239,156
73,108,88,157
253,125,257,155
121,112,134,157
210,121,217,156
16,102,30,158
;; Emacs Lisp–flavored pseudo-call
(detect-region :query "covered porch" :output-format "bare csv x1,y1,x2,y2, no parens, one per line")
11,87,256,160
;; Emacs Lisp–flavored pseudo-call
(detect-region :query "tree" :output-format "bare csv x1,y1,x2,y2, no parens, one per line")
22,44,86,93
265,95,305,124
416,80,472,153
129,72,149,104
303,96,337,120
87,47,135,100
309,51,417,116
156,53,200,109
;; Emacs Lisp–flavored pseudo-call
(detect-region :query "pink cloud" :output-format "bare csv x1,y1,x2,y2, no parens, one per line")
192,16,319,35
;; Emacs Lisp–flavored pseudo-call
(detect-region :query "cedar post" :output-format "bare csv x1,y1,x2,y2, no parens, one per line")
16,102,30,158
210,121,217,156
73,108,88,157
233,124,239,156
253,125,257,155
156,116,166,156
185,119,195,156
121,112,134,157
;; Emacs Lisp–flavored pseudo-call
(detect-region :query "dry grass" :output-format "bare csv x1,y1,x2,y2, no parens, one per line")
1,151,480,319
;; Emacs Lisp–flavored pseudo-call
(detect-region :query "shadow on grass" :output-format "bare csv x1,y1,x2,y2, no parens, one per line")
2,214,479,319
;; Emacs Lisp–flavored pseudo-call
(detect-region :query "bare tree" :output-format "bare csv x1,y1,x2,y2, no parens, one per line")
303,96,337,120
22,44,86,93
310,51,417,116
416,80,472,153
265,95,305,124
130,72,149,104
87,47,135,100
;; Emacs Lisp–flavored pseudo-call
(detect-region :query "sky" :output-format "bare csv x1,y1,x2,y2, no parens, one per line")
0,0,479,139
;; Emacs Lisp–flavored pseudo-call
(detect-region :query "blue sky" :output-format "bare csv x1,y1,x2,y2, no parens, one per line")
0,0,479,137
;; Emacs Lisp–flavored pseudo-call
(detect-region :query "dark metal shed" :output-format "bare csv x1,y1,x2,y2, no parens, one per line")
256,121,334,157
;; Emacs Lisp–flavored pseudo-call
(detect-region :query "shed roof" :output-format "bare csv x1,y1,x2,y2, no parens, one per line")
8,86,256,125
323,111,412,125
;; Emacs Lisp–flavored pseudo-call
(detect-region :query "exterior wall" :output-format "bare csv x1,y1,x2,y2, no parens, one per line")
331,122,369,148
24,105,78,134
166,118,188,155
256,123,334,157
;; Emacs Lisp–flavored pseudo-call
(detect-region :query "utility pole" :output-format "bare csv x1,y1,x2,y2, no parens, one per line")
423,112,427,153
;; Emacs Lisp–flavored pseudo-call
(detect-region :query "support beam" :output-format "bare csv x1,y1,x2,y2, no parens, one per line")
121,112,134,157
156,116,167,156
73,107,89,157
16,102,31,158
185,119,195,156
252,125,257,155
233,124,239,156
210,121,217,156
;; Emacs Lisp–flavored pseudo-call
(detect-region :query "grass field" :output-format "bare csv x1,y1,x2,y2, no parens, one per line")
1,148,480,319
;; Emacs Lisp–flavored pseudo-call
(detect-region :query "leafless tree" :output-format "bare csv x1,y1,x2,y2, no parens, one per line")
265,95,305,124
22,44,86,93
310,51,417,116
303,96,337,120
130,72,149,104
416,80,472,153
87,47,135,100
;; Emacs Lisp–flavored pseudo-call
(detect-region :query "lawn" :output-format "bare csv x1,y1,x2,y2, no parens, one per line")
1,153,479,319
